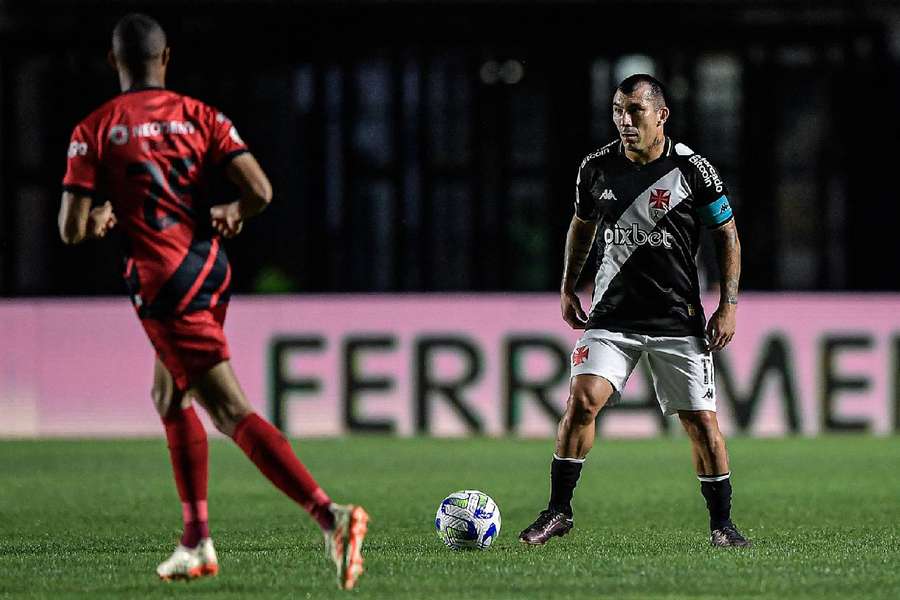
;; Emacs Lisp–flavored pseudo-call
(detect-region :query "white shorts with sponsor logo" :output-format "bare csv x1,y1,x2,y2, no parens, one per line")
570,328,716,415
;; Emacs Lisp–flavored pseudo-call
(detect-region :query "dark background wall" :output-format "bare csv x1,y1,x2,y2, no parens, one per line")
2,0,899,296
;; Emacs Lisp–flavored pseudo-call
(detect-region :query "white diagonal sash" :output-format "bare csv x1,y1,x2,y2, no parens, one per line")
591,167,690,312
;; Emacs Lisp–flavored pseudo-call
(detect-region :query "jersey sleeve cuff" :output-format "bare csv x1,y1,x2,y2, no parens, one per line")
62,184,96,197
218,148,249,167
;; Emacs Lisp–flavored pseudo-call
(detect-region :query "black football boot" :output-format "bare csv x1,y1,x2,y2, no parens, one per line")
518,510,574,545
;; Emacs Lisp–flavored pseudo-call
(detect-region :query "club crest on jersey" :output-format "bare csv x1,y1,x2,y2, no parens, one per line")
109,125,129,145
649,188,671,221
572,345,590,366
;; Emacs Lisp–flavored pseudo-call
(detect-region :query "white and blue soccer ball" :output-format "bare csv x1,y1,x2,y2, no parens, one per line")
434,490,501,550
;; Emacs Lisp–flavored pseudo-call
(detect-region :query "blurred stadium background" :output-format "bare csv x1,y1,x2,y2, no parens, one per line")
2,0,899,438
4,0,900,296
2,2,900,598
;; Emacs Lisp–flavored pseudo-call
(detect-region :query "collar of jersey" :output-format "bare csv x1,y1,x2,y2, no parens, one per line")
618,137,673,167
121,85,166,95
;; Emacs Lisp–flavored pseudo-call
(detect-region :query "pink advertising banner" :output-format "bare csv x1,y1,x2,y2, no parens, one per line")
1,294,898,438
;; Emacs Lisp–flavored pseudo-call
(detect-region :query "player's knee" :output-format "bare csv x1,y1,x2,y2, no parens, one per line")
567,389,604,424
207,398,252,434
695,411,719,433
151,385,176,418
567,376,612,424
208,413,233,436
680,411,722,443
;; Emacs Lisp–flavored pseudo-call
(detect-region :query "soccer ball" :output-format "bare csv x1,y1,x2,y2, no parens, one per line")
434,490,501,550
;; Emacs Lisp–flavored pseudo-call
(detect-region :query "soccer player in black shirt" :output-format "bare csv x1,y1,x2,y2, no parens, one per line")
519,74,750,548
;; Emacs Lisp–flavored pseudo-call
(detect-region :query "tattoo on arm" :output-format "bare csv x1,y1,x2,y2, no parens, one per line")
712,221,741,305
724,279,739,304
561,216,598,293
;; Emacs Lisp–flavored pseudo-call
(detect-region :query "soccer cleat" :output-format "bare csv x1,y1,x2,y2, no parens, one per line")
195,537,220,576
156,537,219,581
518,509,573,545
710,523,752,548
324,503,370,590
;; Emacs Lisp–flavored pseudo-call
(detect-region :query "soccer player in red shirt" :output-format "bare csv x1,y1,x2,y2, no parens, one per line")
58,14,368,589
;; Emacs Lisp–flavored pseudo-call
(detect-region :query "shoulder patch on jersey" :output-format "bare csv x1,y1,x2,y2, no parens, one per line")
675,142,694,156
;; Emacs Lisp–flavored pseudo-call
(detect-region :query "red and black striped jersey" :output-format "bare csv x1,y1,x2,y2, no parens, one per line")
62,88,248,318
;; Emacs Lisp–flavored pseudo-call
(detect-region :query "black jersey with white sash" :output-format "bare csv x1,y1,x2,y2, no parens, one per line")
574,138,734,337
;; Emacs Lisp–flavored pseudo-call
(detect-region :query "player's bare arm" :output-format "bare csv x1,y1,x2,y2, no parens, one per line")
210,153,273,238
58,192,117,244
706,219,741,352
560,214,597,329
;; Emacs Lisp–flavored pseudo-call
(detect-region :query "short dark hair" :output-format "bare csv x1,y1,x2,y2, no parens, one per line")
616,74,668,109
112,13,167,69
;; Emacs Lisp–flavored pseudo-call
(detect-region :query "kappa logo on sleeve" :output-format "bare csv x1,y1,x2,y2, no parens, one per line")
572,345,590,366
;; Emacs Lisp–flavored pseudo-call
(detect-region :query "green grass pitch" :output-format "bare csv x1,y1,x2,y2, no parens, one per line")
1,436,898,599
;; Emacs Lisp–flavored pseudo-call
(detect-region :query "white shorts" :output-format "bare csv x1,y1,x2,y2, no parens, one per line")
570,328,716,416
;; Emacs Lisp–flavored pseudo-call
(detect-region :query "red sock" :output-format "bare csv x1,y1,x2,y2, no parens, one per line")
162,406,210,548
232,413,334,530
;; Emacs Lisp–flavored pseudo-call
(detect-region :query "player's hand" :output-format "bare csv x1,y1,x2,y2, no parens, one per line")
706,304,736,352
87,201,117,239
561,290,588,329
210,201,244,238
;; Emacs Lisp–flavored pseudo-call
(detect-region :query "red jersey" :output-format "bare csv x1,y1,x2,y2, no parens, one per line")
62,88,248,318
